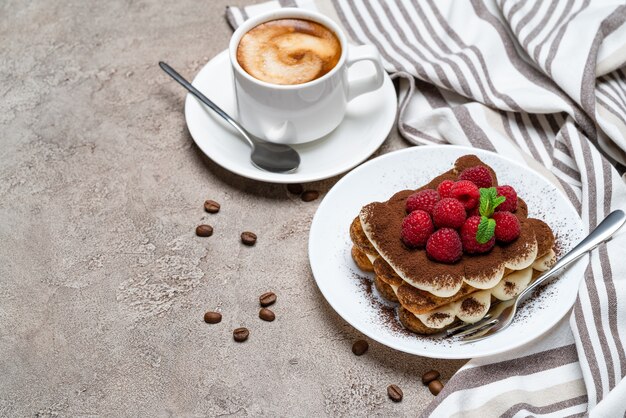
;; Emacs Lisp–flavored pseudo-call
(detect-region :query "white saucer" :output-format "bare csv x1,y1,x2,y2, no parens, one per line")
184,50,397,183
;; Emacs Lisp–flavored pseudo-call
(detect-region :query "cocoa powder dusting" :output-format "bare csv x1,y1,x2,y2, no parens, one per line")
460,297,484,315
553,242,563,259
503,281,517,295
352,272,373,296
526,218,555,257
431,312,451,321
351,272,412,336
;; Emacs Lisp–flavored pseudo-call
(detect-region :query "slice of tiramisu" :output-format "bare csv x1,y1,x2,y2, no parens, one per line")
350,155,556,335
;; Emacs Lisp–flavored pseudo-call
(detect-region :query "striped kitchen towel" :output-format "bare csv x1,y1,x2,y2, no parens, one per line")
227,1,626,416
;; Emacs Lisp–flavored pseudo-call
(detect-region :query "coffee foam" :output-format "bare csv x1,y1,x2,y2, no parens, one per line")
237,18,342,85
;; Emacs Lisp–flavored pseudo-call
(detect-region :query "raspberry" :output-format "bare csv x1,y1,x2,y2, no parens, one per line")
467,206,480,217
492,211,521,243
426,228,463,263
401,210,434,248
406,189,440,215
450,180,480,210
432,198,467,229
496,185,518,212
459,166,493,188
437,180,455,199
460,216,495,254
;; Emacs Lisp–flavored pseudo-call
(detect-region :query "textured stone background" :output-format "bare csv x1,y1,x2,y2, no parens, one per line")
0,1,465,416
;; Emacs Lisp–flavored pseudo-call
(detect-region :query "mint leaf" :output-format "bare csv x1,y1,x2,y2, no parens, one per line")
476,216,496,244
479,189,490,217
479,187,498,218
476,188,502,243
493,195,506,210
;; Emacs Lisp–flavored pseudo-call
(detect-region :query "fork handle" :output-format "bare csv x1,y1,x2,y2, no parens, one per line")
517,210,626,303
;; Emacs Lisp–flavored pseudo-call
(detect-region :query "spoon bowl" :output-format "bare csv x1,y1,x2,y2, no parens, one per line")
249,140,301,173
159,61,300,174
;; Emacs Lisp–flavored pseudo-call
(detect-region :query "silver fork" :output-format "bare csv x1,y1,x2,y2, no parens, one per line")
447,209,625,343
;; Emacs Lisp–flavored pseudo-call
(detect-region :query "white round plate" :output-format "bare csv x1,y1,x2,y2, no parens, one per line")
184,50,397,184
309,145,585,359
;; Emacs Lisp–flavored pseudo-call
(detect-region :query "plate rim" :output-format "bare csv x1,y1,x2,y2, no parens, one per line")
184,49,398,184
308,144,585,359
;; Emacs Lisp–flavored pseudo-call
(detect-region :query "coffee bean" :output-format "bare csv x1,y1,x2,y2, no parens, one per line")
259,308,275,322
387,384,403,402
196,224,213,237
233,327,249,342
301,190,319,202
203,311,221,324
287,183,303,195
428,380,444,396
421,370,440,385
241,231,257,246
259,292,277,307
351,340,369,356
204,199,220,213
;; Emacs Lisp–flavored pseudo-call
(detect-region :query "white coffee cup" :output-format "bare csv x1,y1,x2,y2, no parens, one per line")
229,8,385,145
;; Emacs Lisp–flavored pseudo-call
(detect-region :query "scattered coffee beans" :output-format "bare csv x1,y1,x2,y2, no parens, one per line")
204,199,220,213
203,311,222,324
259,308,275,322
287,183,304,195
351,340,369,356
421,370,440,385
301,190,319,202
259,292,277,307
428,380,444,396
241,231,257,246
233,327,249,342
196,224,214,237
387,384,403,402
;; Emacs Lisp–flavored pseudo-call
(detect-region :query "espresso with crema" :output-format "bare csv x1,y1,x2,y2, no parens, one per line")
237,18,342,85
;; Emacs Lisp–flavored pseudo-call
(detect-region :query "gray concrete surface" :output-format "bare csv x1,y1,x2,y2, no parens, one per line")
0,1,466,416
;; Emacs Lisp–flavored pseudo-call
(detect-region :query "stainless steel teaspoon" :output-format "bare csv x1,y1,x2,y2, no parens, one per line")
159,62,300,173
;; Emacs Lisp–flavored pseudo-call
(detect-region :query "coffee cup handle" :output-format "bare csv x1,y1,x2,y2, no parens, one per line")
346,45,385,101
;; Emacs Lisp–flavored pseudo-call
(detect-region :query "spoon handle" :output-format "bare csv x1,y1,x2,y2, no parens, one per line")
159,62,252,145
518,209,626,302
